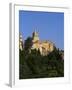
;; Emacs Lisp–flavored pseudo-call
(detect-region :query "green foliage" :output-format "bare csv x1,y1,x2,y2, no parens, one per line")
24,37,32,52
19,48,64,79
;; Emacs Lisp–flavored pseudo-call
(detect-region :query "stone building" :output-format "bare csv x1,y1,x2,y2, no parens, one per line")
31,31,55,56
19,31,55,55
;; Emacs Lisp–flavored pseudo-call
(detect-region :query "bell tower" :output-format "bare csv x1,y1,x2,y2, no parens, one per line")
32,30,39,43
19,32,24,51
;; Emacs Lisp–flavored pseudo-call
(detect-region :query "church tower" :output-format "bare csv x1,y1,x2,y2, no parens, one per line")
19,33,24,51
32,31,39,43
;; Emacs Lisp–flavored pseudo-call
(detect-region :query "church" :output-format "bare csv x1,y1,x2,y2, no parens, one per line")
19,31,55,56
31,31,55,56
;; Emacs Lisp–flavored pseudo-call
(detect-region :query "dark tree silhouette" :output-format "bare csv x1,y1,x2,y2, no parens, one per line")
24,37,32,51
19,39,64,79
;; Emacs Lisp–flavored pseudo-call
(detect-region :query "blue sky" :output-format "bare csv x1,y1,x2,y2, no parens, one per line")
19,10,64,50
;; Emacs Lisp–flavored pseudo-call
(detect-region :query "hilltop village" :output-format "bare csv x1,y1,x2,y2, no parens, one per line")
19,31,64,79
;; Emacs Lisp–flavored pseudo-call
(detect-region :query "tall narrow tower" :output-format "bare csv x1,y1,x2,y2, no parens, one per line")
19,33,24,51
32,31,39,43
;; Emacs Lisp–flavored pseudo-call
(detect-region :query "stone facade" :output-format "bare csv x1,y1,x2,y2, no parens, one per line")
19,31,55,56
31,31,55,56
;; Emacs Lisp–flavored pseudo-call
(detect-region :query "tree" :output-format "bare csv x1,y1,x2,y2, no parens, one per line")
24,37,32,52
19,44,64,79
